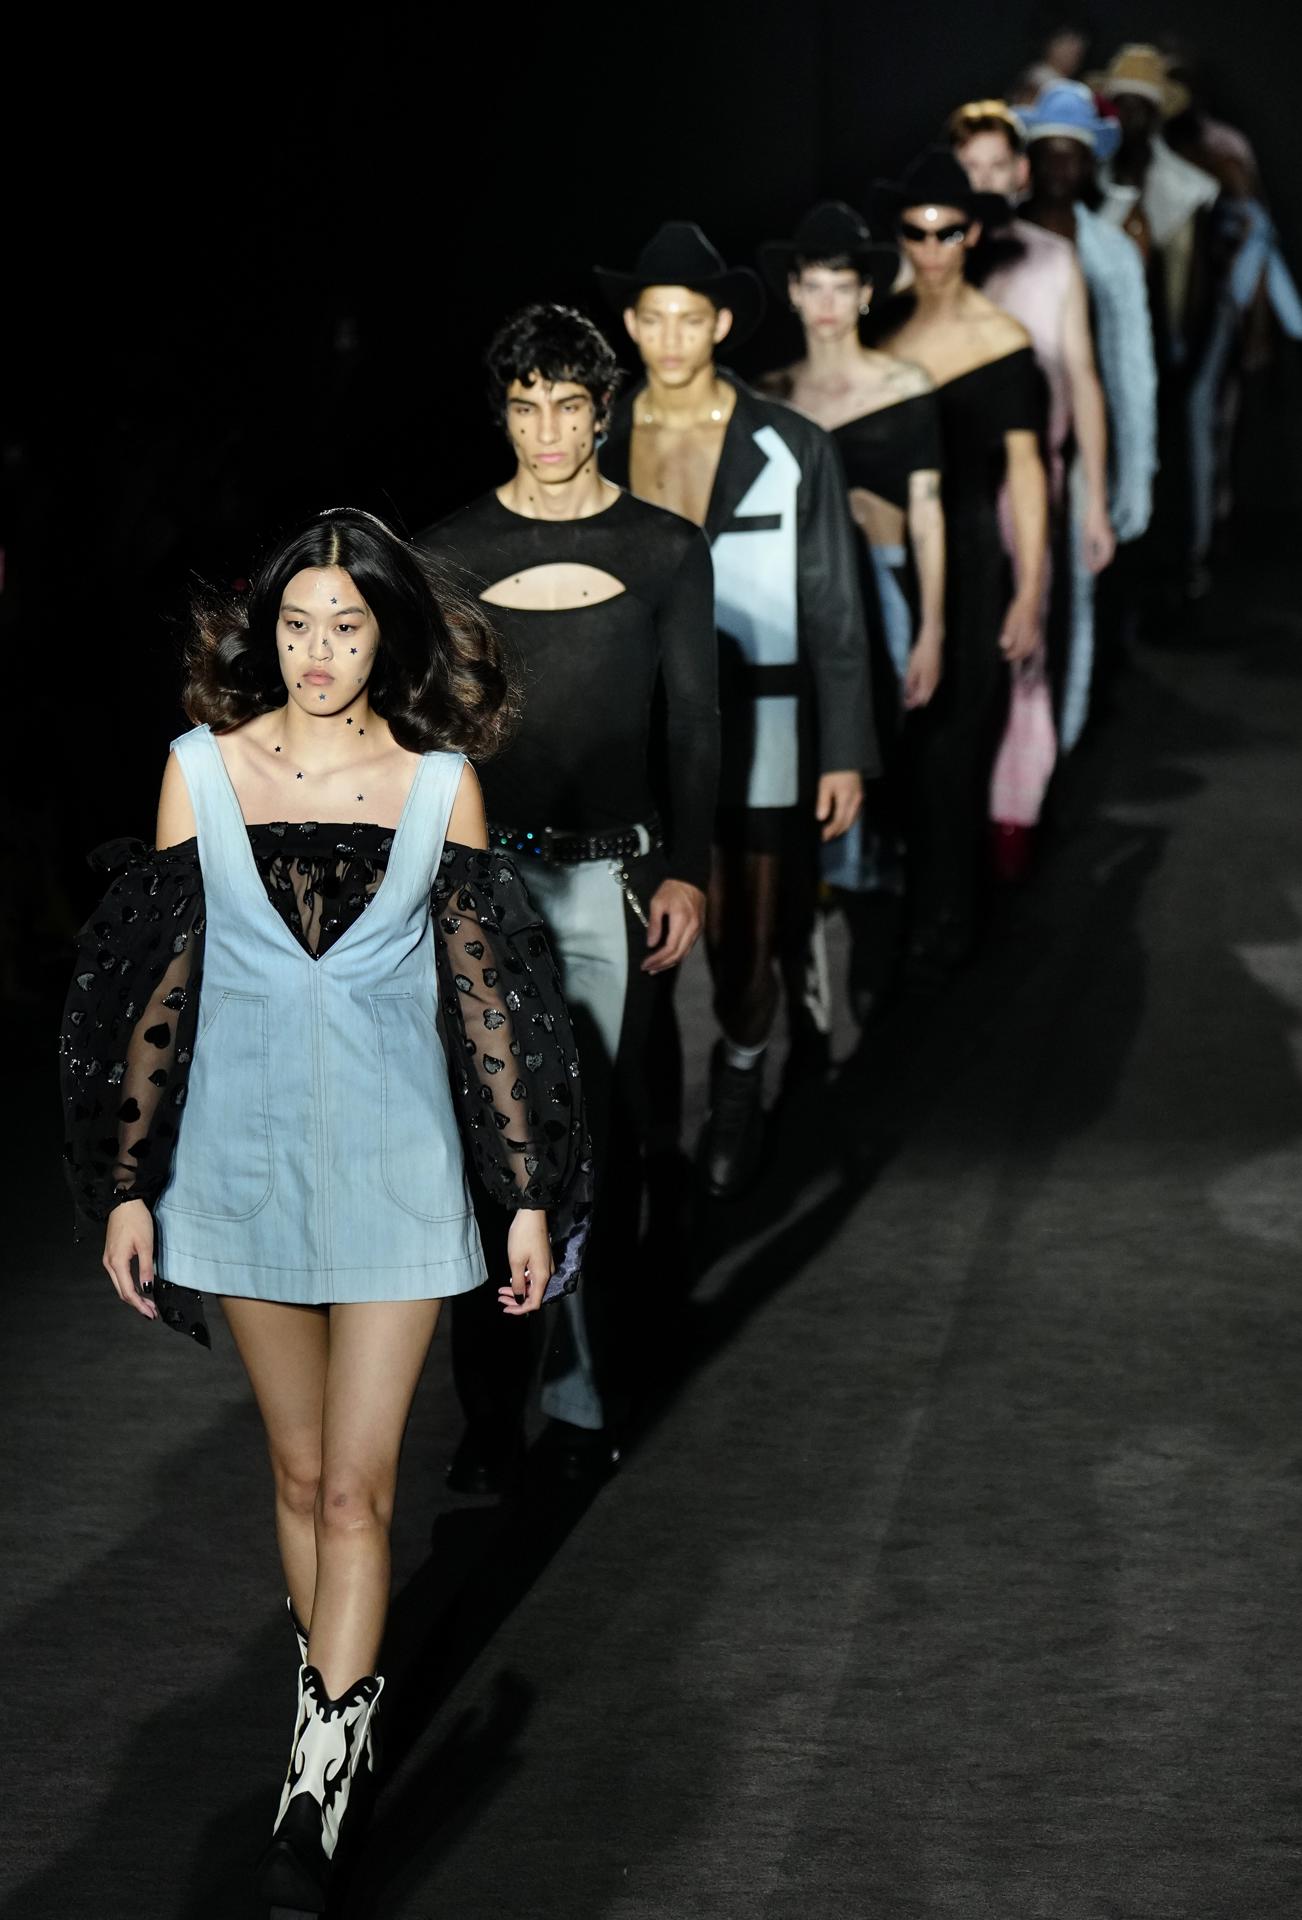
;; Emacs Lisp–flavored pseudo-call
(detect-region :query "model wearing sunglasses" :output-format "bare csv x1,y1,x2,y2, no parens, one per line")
899,219,972,246
877,182,1049,986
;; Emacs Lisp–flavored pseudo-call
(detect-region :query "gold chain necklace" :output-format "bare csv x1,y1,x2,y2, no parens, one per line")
638,393,728,429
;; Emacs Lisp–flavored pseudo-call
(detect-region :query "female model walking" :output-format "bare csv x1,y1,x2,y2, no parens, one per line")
60,508,591,1911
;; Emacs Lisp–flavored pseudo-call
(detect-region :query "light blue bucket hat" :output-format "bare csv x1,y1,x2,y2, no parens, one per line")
1020,81,1123,163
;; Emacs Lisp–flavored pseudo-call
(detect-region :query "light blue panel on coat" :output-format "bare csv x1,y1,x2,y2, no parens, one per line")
710,425,803,809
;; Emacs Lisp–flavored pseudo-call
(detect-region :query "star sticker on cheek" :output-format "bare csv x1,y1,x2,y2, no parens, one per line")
350,648,357,655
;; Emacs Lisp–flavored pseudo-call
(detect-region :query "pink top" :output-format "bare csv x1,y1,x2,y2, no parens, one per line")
983,217,1074,498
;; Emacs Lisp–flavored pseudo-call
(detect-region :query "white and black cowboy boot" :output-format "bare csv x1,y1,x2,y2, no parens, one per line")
257,1663,384,1913
284,1604,382,1786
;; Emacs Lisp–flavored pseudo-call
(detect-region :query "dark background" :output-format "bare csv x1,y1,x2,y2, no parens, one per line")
8,0,1299,978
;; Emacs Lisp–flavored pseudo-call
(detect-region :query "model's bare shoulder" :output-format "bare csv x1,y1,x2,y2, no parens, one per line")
446,759,488,851
991,311,1033,355
965,291,1032,356
885,355,935,397
155,748,197,850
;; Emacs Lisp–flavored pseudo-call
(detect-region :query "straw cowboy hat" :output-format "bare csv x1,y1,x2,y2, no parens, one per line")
1087,44,1191,120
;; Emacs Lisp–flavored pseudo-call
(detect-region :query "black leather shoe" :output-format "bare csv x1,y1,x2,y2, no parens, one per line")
537,1420,621,1484
696,1045,765,1199
783,1009,832,1086
445,1423,525,1496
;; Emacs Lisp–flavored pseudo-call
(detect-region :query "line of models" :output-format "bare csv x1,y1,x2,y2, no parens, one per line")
57,43,1294,1910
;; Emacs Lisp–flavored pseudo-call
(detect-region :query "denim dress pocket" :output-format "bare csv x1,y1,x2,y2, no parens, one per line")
369,991,468,1223
161,991,275,1220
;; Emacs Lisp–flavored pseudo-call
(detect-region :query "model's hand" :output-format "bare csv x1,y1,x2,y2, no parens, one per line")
999,592,1041,664
1109,485,1147,546
1082,498,1117,576
499,1208,553,1315
903,629,943,710
641,878,705,975
103,1199,158,1321
816,771,863,842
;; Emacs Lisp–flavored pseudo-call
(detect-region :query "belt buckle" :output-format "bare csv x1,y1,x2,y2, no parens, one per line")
633,822,652,857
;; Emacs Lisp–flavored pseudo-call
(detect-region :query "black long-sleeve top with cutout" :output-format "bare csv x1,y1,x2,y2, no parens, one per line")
418,491,720,890
59,830,593,1336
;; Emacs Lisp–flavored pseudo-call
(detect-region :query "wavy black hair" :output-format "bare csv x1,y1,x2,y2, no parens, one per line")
484,302,623,427
183,508,516,759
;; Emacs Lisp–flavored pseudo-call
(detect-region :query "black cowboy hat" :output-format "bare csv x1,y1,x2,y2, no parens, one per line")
595,221,767,345
758,201,900,300
871,146,1010,234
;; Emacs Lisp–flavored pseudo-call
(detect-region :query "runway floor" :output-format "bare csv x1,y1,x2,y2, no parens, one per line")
4,560,1302,1918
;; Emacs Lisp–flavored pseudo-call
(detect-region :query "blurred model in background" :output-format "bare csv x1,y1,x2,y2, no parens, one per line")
757,199,944,1020
949,99,1114,877
874,150,1048,981
1018,81,1158,737
601,222,873,1194
420,305,718,1484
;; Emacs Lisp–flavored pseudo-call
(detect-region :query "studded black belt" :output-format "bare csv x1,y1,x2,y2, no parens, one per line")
487,817,664,866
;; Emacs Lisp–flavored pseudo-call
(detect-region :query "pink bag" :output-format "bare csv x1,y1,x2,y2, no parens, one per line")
990,646,1057,827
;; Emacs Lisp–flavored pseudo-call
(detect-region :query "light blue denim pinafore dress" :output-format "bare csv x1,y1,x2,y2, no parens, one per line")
153,725,486,1303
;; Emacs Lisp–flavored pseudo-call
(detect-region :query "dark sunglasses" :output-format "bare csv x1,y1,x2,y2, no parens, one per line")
899,219,971,246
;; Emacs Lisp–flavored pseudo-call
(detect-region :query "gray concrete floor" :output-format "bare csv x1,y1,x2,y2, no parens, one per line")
4,569,1301,1918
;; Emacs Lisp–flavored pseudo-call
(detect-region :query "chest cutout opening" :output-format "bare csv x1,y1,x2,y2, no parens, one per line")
480,562,627,611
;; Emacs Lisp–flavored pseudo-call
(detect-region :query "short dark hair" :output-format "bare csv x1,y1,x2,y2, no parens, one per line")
183,508,516,759
791,251,864,277
484,303,622,425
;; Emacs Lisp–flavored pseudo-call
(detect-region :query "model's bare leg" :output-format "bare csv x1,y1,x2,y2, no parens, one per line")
224,1298,330,1630
310,1299,442,1694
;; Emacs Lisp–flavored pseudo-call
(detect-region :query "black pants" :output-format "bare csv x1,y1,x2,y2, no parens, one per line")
905,519,1011,944
449,851,660,1437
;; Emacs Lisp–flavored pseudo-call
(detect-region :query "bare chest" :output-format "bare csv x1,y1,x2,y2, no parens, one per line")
218,732,419,829
787,369,894,433
628,421,727,528
886,315,1009,389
